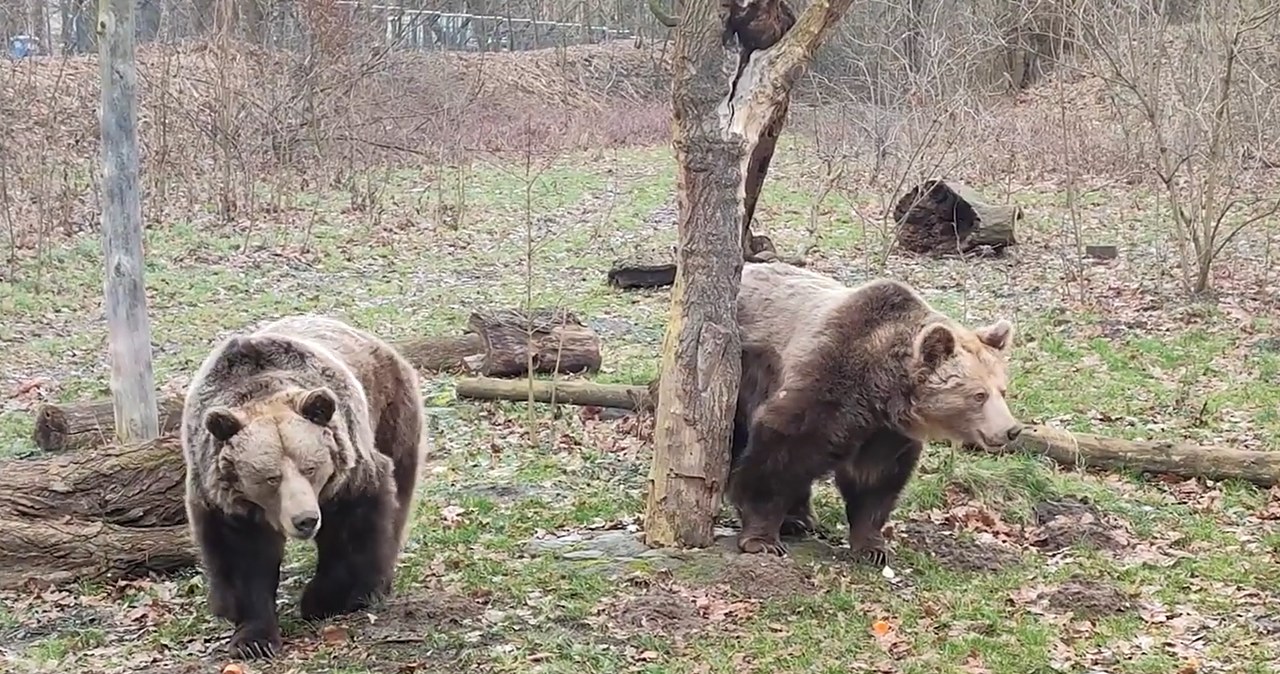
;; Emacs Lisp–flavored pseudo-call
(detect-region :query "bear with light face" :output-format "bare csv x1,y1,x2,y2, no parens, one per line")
181,315,427,659
728,262,1022,565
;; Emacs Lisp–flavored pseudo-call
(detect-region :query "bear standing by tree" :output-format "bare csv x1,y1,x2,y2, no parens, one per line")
181,315,428,659
729,262,1022,565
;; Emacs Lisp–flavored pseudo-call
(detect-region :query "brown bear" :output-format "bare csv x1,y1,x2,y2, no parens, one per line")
727,261,1022,565
181,315,427,659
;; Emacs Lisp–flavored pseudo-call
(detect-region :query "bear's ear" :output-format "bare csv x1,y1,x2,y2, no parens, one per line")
204,407,244,442
297,388,337,426
914,323,956,372
976,319,1014,353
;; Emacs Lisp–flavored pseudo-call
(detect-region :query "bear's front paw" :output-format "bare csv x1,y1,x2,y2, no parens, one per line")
738,534,788,556
228,621,283,659
847,533,890,568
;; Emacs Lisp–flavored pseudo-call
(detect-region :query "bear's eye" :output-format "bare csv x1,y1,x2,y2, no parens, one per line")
301,464,316,475
265,475,282,487
973,391,989,404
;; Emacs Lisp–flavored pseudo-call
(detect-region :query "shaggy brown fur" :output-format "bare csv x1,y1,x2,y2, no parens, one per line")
729,262,1021,564
181,315,426,659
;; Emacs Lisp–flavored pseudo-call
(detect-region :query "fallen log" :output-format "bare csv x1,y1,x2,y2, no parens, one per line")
607,261,677,289
893,179,1022,256
1002,425,1280,488
455,378,1280,487
0,437,196,590
454,376,653,412
465,308,601,378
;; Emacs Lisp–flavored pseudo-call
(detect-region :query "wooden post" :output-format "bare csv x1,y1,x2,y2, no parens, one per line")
643,0,745,550
98,0,160,443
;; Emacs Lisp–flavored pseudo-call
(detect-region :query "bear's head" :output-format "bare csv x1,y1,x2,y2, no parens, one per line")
907,318,1023,449
202,387,347,540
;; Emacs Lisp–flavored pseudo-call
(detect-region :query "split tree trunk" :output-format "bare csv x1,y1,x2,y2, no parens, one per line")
465,308,601,378
644,0,856,549
893,179,1022,256
644,0,746,550
0,437,195,590
32,332,487,453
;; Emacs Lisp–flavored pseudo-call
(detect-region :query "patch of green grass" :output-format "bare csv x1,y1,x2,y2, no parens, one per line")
3,144,1278,673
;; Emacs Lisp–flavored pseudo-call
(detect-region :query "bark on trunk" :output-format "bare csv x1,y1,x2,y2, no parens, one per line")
32,333,487,453
465,308,601,378
0,437,196,590
644,0,746,550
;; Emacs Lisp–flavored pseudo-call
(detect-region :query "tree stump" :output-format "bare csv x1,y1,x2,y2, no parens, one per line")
0,437,196,590
893,179,1022,256
464,308,602,378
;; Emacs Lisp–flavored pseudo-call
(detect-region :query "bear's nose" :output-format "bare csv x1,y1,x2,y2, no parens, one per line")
292,514,320,537
1006,425,1024,442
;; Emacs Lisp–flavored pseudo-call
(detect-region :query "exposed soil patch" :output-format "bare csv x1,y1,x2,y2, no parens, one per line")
356,592,486,642
1043,577,1134,618
894,521,1022,572
1029,498,1129,552
711,553,816,601
595,585,706,638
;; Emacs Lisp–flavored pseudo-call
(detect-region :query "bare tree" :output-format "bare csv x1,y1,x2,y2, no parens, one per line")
1085,0,1280,294
643,0,854,549
99,0,161,442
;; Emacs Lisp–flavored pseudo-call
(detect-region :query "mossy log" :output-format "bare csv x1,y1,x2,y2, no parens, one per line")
464,308,602,378
893,179,1022,256
0,437,196,590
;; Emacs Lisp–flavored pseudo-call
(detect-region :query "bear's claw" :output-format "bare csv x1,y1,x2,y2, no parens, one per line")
229,621,282,659
738,534,788,556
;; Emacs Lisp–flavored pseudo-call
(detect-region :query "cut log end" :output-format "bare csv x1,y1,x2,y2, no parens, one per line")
893,179,1021,257
466,308,602,379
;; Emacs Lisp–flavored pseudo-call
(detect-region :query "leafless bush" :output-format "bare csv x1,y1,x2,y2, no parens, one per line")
1083,0,1280,294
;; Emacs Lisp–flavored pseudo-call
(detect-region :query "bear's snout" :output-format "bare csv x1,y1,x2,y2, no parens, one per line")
1006,424,1024,442
291,513,321,539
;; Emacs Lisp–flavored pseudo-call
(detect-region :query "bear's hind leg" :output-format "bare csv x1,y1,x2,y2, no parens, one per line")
728,426,822,556
778,482,817,538
834,430,923,567
300,480,400,621
191,504,286,659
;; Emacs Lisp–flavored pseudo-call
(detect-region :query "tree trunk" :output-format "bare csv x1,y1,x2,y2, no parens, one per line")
0,437,196,590
31,333,487,453
642,0,856,549
644,0,746,550
99,0,160,444
893,179,1022,256
465,308,602,378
